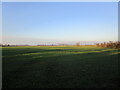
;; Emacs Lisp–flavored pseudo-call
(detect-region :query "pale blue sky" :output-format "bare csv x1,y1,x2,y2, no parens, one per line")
2,2,118,45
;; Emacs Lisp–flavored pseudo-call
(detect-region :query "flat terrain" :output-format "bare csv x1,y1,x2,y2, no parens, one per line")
2,46,119,88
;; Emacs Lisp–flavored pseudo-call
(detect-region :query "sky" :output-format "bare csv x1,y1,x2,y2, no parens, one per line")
2,2,118,45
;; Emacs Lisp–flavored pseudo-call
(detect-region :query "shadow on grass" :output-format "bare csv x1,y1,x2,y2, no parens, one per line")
3,48,119,88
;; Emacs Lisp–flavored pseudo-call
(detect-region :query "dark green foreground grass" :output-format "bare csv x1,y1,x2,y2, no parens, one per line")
2,46,119,88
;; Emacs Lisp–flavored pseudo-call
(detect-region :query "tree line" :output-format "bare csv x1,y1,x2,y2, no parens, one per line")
96,41,120,49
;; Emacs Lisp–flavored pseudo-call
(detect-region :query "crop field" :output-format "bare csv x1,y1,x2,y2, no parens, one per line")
2,46,119,88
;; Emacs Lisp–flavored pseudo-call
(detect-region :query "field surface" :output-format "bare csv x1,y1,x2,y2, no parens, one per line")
2,46,119,88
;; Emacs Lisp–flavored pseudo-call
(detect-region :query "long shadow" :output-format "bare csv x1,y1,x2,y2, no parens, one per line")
3,49,119,88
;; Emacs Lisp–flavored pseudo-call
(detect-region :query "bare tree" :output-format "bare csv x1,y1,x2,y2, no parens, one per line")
76,42,80,46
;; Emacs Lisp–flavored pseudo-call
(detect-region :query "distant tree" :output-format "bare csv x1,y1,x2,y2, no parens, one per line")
76,42,80,46
96,41,120,49
0,43,2,46
8,44,10,46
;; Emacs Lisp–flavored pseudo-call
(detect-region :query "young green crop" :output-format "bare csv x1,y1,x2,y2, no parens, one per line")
2,46,119,88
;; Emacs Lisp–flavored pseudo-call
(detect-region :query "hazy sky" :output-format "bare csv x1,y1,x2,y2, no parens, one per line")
2,2,118,45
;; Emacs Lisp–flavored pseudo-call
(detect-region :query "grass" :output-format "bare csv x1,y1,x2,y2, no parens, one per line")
2,46,119,88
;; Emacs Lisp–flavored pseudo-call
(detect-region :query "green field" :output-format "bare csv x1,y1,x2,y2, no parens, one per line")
2,46,119,88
